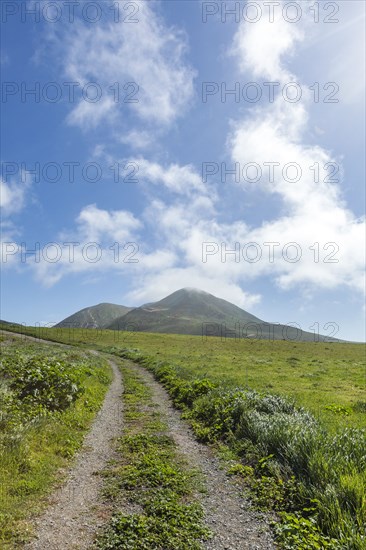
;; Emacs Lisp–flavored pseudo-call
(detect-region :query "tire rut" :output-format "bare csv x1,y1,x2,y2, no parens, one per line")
25,359,123,550
125,360,276,550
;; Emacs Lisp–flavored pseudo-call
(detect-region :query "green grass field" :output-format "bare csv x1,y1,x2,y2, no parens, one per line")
1,325,365,548
4,325,364,431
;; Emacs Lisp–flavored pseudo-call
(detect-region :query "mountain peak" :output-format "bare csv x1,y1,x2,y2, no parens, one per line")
178,287,211,295
55,288,341,341
55,302,133,329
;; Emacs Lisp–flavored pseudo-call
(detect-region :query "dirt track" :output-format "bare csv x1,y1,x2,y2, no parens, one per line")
2,331,274,549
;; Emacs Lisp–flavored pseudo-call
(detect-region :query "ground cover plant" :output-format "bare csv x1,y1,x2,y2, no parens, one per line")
110,349,366,550
1,325,365,548
0,335,112,547
2,324,363,432
95,359,210,549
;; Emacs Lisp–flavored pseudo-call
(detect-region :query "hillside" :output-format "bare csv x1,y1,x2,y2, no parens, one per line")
55,303,133,329
106,288,337,342
53,289,340,341
107,288,261,334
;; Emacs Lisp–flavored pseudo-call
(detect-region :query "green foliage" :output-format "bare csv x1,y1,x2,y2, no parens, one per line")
272,512,340,549
3,324,364,431
96,363,210,550
324,404,351,416
227,463,254,477
113,349,366,550
118,456,191,494
2,354,84,412
0,338,112,546
3,326,365,549
251,474,299,512
96,494,208,550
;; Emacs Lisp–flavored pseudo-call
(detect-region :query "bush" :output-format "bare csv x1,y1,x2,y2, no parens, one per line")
115,349,366,549
2,354,84,412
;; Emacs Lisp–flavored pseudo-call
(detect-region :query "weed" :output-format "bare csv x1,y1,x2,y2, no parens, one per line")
95,362,211,549
0,338,112,546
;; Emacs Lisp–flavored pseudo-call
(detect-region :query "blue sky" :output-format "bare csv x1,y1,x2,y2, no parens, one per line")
1,0,365,342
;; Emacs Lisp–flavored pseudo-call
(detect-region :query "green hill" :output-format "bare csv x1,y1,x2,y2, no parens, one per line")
55,303,134,329
106,288,338,342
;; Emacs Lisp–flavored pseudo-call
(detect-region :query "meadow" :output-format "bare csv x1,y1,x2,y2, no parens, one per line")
1,324,365,548
4,325,364,431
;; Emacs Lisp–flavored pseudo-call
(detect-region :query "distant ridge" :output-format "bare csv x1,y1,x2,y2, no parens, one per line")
105,288,339,342
107,287,262,335
53,288,341,341
55,303,134,329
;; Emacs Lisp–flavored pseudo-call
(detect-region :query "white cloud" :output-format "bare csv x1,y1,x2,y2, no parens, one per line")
66,97,117,130
1,171,34,269
136,158,210,197
10,1,364,311
48,0,195,130
0,174,30,216
29,204,142,286
230,9,303,81
119,130,153,150
74,204,142,243
226,0,365,295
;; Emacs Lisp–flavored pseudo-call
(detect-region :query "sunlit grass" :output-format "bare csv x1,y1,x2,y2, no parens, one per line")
3,325,363,431
0,337,112,547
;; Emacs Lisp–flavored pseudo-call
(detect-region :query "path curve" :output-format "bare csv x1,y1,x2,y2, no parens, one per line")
25,358,123,550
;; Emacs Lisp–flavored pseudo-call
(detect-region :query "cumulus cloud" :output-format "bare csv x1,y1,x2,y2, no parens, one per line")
1,171,34,268
226,0,365,294
73,204,142,243
28,204,141,286
230,10,303,81
134,158,211,197
12,0,364,311
124,1,365,301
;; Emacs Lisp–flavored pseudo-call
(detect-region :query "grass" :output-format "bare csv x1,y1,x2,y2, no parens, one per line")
95,359,210,549
1,324,365,548
111,350,365,549
0,335,112,548
2,324,364,431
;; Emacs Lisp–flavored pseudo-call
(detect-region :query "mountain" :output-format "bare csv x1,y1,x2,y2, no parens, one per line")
55,303,134,329
106,288,337,342
0,319,21,326
107,288,262,335
54,289,340,342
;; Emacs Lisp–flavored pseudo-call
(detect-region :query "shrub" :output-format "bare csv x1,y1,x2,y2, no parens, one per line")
2,354,84,412
110,348,366,549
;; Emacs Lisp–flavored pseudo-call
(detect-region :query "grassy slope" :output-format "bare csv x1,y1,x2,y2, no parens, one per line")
1,325,365,548
56,303,132,328
0,334,112,547
123,332,365,432
3,325,363,431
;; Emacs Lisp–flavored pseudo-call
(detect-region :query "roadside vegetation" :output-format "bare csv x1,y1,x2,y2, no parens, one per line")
95,359,210,549
107,348,366,550
1,325,365,548
0,335,112,547
2,324,363,431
